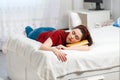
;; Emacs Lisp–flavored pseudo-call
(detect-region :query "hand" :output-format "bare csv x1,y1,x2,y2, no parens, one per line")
54,50,67,62
51,47,67,62
56,45,67,50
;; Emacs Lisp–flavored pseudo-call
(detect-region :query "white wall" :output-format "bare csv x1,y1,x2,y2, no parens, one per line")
111,0,120,20
80,0,120,20
103,0,120,20
58,0,84,29
57,0,72,29
72,0,84,10
61,0,120,28
0,0,73,29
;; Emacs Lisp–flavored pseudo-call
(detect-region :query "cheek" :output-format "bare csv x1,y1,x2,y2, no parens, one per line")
66,37,70,43
73,39,80,43
67,34,71,38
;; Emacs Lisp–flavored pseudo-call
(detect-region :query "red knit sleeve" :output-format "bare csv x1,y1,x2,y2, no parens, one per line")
49,30,65,46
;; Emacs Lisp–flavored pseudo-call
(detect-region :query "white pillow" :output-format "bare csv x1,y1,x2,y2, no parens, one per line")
69,12,81,29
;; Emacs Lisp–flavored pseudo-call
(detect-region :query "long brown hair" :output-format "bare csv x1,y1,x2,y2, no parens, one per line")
73,25,93,46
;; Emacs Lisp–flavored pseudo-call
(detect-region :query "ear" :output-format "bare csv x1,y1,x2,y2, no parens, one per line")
66,40,89,47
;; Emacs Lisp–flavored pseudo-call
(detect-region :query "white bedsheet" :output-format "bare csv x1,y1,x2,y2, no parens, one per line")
2,26,120,80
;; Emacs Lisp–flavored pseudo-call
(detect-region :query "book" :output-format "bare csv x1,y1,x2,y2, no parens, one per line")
66,40,89,47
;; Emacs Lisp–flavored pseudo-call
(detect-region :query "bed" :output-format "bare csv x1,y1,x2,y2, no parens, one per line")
2,26,120,80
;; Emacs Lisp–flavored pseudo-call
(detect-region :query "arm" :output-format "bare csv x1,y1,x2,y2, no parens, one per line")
39,38,67,62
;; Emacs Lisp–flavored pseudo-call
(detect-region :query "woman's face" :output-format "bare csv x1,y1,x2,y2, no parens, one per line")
66,29,83,44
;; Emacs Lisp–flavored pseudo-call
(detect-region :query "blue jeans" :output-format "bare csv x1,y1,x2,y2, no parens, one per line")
25,26,56,40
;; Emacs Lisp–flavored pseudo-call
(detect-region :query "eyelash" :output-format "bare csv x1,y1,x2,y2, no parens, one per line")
75,35,79,40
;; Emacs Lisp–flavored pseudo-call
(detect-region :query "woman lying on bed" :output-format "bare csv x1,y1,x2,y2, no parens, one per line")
25,25,93,62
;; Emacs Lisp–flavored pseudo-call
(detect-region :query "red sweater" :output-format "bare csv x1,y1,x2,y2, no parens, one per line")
37,30,69,46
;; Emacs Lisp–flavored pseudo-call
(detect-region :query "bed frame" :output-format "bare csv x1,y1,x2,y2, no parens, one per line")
58,67,119,80
5,51,120,80
3,26,120,80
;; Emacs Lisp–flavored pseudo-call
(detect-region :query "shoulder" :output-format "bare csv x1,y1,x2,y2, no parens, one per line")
53,30,65,34
54,30,65,32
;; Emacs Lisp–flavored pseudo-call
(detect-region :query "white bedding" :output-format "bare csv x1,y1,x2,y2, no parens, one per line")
2,26,120,80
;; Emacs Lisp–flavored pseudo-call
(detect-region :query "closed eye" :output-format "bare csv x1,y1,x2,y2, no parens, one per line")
72,31,80,40
75,35,80,40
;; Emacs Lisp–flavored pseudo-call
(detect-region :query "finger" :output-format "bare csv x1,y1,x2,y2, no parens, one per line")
55,51,67,62
63,54,67,61
65,54,67,56
54,52,61,61
60,52,67,61
59,53,67,62
56,53,61,61
63,46,66,49
56,47,60,49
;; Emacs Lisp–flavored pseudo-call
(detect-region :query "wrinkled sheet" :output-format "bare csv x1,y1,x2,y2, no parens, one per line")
2,26,120,80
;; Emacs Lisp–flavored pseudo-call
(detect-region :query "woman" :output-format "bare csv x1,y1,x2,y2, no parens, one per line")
25,25,93,62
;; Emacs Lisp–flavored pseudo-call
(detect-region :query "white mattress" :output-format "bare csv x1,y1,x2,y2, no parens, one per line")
2,26,120,80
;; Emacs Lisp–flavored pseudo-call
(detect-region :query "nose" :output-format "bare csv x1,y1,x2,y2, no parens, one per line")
71,35,74,39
